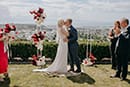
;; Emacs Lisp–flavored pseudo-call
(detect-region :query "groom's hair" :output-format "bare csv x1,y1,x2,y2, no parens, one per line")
122,18,129,25
67,19,72,24
125,18,129,25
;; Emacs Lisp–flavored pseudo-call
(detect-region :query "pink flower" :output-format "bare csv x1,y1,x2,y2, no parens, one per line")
43,31,46,34
32,55,38,66
32,31,46,43
38,8,44,14
12,25,16,30
15,32,19,34
4,24,16,33
0,28,3,34
83,60,88,64
12,36,15,40
5,24,10,28
4,28,10,33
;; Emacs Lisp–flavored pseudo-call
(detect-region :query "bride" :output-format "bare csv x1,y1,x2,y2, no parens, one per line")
33,19,69,74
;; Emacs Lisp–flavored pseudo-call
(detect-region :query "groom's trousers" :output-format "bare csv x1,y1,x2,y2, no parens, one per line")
68,43,81,71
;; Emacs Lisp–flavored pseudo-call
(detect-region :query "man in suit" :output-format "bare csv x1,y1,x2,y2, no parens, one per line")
111,18,130,80
64,19,81,73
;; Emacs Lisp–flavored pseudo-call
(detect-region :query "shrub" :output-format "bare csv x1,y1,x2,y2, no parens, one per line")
10,41,111,62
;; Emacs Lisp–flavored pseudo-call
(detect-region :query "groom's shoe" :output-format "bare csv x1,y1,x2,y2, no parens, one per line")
74,69,81,73
68,69,74,72
110,74,120,78
120,77,126,81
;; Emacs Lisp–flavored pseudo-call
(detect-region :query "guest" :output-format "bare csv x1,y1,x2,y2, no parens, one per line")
108,21,121,70
111,18,130,80
0,33,9,82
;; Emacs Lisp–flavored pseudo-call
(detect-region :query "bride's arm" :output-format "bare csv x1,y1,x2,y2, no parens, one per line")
60,28,69,37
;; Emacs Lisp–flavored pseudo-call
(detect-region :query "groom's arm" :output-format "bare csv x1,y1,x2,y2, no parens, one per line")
69,30,78,43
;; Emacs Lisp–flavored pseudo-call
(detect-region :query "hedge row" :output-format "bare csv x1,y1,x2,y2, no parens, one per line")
10,41,111,62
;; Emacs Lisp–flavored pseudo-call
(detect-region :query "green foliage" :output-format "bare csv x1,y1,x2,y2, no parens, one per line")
10,41,110,62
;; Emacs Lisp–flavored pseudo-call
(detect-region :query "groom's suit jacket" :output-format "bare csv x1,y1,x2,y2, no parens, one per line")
68,25,78,47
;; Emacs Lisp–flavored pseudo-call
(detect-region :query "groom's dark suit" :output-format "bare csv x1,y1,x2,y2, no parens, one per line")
68,25,81,71
115,26,130,79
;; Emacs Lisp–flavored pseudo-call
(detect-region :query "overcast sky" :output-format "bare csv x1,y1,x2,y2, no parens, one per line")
0,0,130,26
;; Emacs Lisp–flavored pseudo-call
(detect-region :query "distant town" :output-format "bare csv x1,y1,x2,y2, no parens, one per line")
0,24,112,42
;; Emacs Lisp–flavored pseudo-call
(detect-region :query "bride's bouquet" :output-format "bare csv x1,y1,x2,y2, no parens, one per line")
29,7,46,25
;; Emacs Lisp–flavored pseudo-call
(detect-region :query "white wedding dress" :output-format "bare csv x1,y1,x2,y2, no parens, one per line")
33,27,68,73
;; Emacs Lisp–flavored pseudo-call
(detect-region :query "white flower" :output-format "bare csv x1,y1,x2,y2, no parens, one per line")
35,17,44,25
68,28,71,31
36,56,46,66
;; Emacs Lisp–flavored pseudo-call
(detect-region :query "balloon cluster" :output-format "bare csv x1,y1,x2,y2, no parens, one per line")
30,7,46,25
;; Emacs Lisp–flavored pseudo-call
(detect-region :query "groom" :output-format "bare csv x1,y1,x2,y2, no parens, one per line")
64,19,81,73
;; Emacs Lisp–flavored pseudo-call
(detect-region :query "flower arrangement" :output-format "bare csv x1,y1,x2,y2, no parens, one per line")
0,24,17,53
0,24,17,41
31,31,46,50
82,52,97,66
30,7,47,67
4,24,16,33
32,55,46,66
31,31,46,61
30,7,46,25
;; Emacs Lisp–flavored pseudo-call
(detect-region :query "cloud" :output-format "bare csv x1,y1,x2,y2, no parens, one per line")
0,0,43,23
0,5,12,23
36,0,130,26
0,0,130,26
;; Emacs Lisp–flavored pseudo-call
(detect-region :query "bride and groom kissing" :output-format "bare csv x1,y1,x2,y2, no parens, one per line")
33,19,81,74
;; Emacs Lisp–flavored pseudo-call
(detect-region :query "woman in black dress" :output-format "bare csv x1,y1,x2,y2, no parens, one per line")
108,21,121,70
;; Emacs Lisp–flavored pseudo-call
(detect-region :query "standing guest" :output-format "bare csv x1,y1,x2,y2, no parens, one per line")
0,32,9,82
108,21,121,70
111,18,130,80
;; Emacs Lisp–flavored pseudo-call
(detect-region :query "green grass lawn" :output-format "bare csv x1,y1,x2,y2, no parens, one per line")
0,64,130,87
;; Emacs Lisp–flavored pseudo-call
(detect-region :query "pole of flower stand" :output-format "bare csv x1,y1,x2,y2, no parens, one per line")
36,24,41,33
90,31,92,55
37,48,42,58
85,29,88,59
82,29,88,73
36,24,43,58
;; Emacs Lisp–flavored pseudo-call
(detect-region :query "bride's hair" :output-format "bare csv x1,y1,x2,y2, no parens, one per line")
58,19,64,28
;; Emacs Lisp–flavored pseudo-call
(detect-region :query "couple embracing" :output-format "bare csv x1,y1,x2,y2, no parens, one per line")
34,19,81,74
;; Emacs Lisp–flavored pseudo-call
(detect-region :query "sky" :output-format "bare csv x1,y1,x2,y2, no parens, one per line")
0,0,130,26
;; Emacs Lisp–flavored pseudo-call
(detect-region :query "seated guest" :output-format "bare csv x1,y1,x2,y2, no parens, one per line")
108,21,121,70
111,18,130,80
